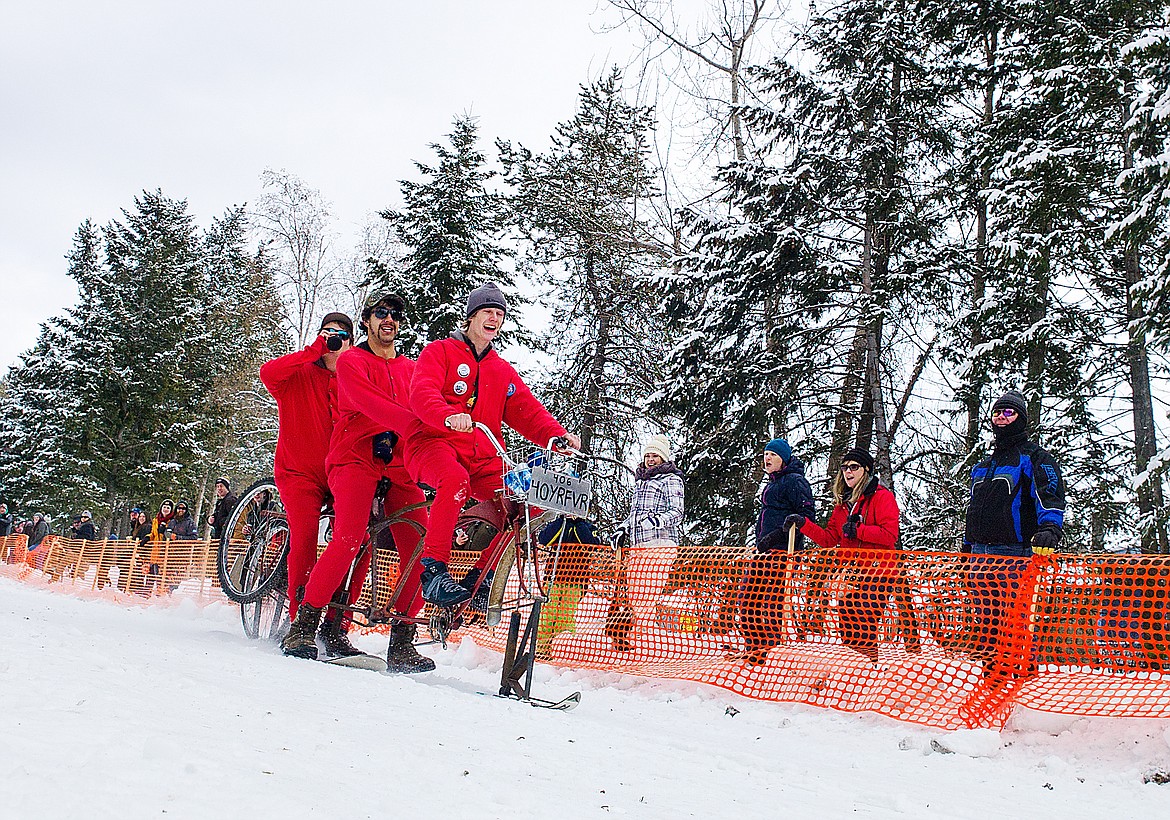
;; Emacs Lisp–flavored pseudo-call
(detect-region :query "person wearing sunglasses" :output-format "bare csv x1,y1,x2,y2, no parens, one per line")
260,310,356,655
784,447,900,665
282,293,433,672
166,501,198,541
963,390,1065,677
405,281,581,610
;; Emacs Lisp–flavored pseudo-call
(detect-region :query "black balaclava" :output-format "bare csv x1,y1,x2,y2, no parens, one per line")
990,390,1029,448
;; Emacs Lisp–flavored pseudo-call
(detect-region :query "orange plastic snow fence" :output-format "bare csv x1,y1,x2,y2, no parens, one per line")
0,534,223,601
4,533,1169,730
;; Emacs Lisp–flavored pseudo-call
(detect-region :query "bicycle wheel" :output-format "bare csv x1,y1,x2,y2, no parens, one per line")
241,587,290,641
216,478,290,603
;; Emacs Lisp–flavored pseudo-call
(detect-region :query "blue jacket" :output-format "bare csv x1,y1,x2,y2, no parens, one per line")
756,457,816,552
964,430,1065,548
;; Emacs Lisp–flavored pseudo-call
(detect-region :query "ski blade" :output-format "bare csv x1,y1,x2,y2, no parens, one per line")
529,691,581,711
323,654,388,672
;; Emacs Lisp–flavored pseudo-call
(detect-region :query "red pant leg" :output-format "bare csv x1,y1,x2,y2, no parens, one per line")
303,462,380,610
275,471,329,620
466,462,505,572
383,474,428,616
410,439,472,564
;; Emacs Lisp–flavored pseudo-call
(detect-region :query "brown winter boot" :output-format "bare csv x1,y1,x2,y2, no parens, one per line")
318,617,365,658
385,621,435,674
281,603,324,660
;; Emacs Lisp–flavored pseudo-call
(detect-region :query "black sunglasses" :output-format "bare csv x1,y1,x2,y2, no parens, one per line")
372,306,404,321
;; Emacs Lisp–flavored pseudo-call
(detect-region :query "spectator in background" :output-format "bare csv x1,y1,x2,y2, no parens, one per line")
144,500,175,594
0,503,13,537
963,390,1066,678
208,478,237,539
737,438,816,665
615,434,685,650
535,515,603,658
167,501,198,541
151,500,175,541
789,447,899,665
74,511,97,541
118,507,152,593
29,512,50,549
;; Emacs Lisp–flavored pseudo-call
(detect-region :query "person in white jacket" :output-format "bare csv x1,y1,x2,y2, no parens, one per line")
617,434,685,649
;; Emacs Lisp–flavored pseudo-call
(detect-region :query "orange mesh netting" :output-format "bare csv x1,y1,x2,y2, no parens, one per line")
6,532,1169,730
1,534,226,602
436,545,1170,730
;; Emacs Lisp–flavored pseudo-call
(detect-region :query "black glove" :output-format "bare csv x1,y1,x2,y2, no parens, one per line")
757,529,784,553
842,514,861,540
372,431,398,463
1031,528,1061,549
783,514,805,532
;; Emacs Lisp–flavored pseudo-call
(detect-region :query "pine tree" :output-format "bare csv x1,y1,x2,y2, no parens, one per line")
0,192,283,533
500,68,667,523
376,115,512,355
651,164,836,541
1114,21,1170,552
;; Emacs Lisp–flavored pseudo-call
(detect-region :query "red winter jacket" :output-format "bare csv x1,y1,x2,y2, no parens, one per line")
407,333,566,465
259,336,336,486
800,476,900,580
327,343,416,471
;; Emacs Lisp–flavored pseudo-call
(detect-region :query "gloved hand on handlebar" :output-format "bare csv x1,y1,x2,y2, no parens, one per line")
553,433,582,452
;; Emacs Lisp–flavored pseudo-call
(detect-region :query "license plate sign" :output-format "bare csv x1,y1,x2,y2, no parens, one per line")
527,466,591,518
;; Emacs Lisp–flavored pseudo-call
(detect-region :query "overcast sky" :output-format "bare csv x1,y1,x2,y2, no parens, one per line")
0,0,650,372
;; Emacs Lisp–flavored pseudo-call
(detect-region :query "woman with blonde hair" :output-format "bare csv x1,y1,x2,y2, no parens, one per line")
785,447,899,664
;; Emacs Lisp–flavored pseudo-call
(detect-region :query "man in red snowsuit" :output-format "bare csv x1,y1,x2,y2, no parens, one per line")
406,282,580,607
280,294,434,673
259,311,352,635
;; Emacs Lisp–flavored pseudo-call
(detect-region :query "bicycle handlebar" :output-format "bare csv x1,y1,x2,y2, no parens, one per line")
470,423,632,474
473,422,511,461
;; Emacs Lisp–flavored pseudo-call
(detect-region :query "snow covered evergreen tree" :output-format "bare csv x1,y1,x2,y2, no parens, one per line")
376,115,512,356
500,68,667,523
651,164,837,541
0,192,283,534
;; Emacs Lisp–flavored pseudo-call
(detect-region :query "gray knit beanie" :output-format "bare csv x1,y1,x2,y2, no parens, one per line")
466,282,508,319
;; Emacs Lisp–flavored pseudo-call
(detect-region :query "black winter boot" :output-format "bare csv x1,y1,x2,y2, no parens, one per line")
281,603,324,660
318,617,364,658
385,621,436,674
420,558,472,607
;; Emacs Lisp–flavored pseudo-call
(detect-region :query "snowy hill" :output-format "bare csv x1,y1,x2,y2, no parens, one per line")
2,578,1169,819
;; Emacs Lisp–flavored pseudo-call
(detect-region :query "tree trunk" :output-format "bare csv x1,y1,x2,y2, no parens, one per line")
965,26,998,463
579,251,610,457
730,40,747,162
1024,242,1050,430
830,325,868,489
1121,97,1168,554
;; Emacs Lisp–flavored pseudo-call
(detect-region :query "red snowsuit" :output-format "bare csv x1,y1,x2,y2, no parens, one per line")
406,332,566,567
799,476,900,662
301,342,428,617
259,336,336,620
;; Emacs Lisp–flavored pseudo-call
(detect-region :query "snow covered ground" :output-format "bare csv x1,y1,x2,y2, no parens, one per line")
2,577,1169,819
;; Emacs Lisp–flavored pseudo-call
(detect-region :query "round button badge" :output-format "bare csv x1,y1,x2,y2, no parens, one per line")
457,363,471,377
453,380,468,395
